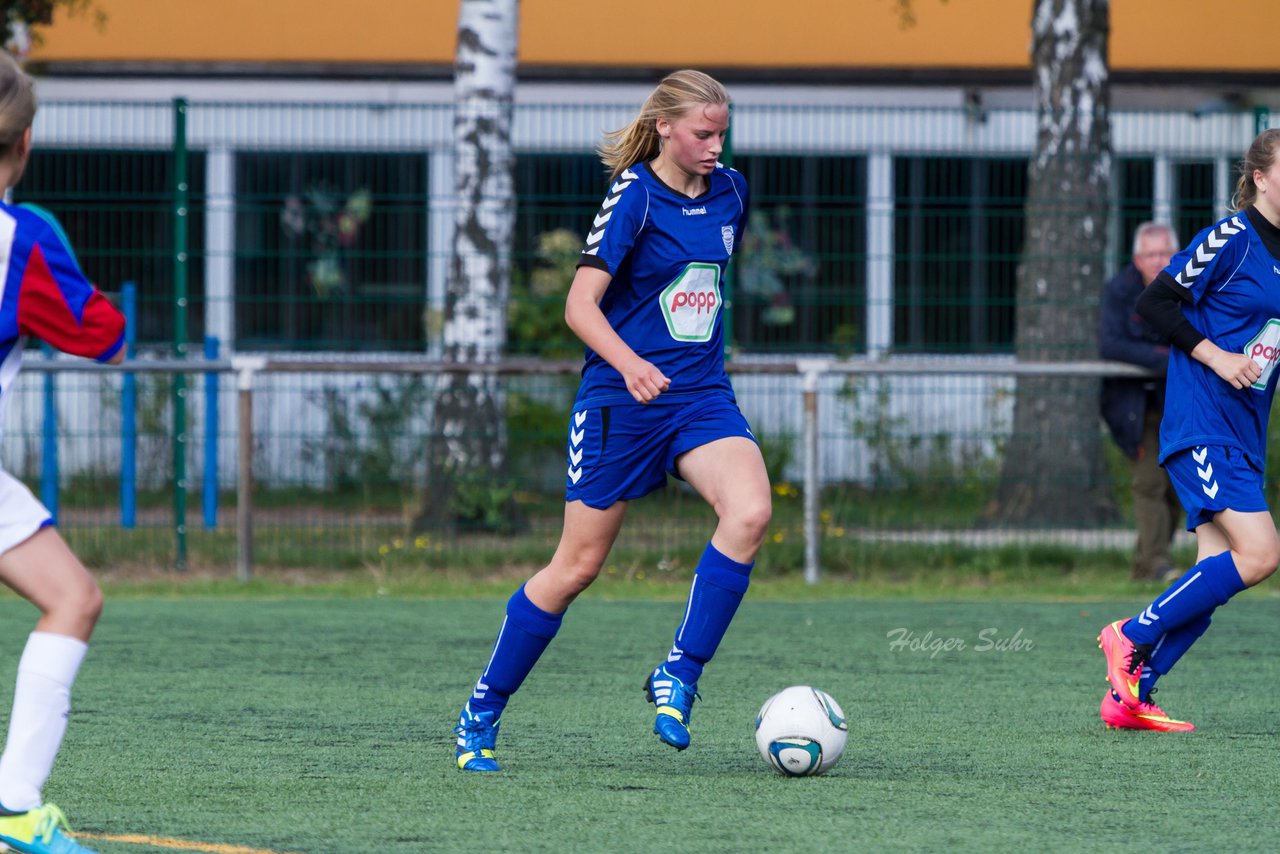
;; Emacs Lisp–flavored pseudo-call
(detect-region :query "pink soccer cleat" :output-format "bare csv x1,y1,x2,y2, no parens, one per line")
1100,689,1195,733
1097,619,1148,708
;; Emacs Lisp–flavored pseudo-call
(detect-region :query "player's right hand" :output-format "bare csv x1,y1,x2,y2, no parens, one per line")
622,358,670,404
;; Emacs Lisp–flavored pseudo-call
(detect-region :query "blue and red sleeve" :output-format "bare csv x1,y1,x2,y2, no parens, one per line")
15,215,125,362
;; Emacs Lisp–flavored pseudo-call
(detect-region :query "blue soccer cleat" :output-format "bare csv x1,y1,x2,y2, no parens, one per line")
0,803,99,854
454,704,501,772
644,664,700,751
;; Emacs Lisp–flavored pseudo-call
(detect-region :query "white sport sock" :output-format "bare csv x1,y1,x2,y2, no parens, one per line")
0,632,88,812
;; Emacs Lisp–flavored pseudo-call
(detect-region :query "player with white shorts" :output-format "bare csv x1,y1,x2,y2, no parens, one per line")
0,53,127,854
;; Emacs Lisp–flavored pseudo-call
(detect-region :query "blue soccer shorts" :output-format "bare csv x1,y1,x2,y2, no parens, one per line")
1164,444,1268,530
564,393,756,510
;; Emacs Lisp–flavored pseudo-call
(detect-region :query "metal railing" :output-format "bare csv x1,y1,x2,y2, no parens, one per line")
26,357,1152,583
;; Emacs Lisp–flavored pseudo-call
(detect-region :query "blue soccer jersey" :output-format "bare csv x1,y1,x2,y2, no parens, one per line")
574,161,748,409
1158,207,1280,468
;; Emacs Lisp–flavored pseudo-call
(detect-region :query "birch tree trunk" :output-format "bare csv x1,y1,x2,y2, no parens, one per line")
416,0,519,532
987,0,1114,525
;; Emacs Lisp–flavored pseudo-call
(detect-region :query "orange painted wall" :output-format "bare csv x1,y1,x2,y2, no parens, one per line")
27,0,1274,73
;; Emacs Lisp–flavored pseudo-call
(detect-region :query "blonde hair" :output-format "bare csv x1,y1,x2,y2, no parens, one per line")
599,69,729,182
1231,128,1280,212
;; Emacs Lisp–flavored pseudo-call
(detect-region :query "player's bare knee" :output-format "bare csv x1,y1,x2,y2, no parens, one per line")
44,577,102,634
730,500,772,546
560,558,605,596
1248,544,1280,585
43,583,99,637
1233,538,1280,586
83,581,104,624
67,578,103,627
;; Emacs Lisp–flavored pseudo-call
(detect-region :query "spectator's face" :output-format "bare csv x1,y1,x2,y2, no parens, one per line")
1134,232,1176,285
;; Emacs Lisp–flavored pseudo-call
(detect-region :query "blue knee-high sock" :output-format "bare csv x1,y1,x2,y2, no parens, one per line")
466,584,563,720
1138,613,1213,702
663,542,752,685
1123,551,1245,647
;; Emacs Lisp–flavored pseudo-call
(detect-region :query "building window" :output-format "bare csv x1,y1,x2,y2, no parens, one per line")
1115,157,1154,267
19,148,206,347
732,154,867,353
894,156,1025,354
513,152,868,356
234,152,427,351
510,152,604,357
1174,161,1217,247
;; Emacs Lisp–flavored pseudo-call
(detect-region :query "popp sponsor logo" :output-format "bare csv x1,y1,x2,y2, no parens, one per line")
1244,318,1280,391
660,262,722,342
669,289,717,315
1250,341,1280,366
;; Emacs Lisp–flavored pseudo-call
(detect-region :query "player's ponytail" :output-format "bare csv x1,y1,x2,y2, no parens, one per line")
0,52,34,158
1232,128,1280,212
599,69,729,182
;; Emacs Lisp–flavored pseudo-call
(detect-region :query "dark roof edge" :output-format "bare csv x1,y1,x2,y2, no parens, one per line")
24,60,1280,90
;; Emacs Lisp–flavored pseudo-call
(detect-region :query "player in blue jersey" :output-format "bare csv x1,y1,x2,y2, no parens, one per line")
0,53,125,853
453,70,770,771
1097,128,1280,733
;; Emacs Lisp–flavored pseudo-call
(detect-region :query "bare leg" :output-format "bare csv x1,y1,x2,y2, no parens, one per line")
524,500,628,613
0,527,103,642
0,528,101,811
675,436,773,563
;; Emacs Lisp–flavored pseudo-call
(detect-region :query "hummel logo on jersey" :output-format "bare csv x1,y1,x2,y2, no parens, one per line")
1175,215,1245,287
721,225,735,255
582,169,638,257
682,206,707,216
1273,265,1280,276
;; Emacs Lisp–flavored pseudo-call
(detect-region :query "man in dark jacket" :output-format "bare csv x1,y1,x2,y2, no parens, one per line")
1100,222,1181,581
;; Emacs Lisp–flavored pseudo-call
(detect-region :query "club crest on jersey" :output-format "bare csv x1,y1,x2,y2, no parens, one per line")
721,225,735,255
1245,318,1280,390
660,262,722,342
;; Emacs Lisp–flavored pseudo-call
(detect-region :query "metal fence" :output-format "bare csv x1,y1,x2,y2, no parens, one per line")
7,96,1272,577
21,98,1273,357
18,356,1167,582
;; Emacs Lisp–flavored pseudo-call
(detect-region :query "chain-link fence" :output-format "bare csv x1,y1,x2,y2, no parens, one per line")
8,98,1273,575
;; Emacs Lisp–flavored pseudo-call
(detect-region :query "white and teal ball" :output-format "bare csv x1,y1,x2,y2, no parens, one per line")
755,685,848,776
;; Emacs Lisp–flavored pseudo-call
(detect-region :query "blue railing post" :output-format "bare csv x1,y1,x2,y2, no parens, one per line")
121,282,137,529
40,343,57,522
203,335,219,529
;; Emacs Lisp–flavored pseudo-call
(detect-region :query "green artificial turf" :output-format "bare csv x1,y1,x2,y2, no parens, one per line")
4,593,1279,853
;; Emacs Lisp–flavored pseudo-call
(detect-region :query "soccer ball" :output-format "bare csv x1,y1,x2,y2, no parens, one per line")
755,685,848,776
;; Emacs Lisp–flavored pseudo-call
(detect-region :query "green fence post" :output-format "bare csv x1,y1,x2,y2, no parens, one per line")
722,103,735,358
173,97,189,571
